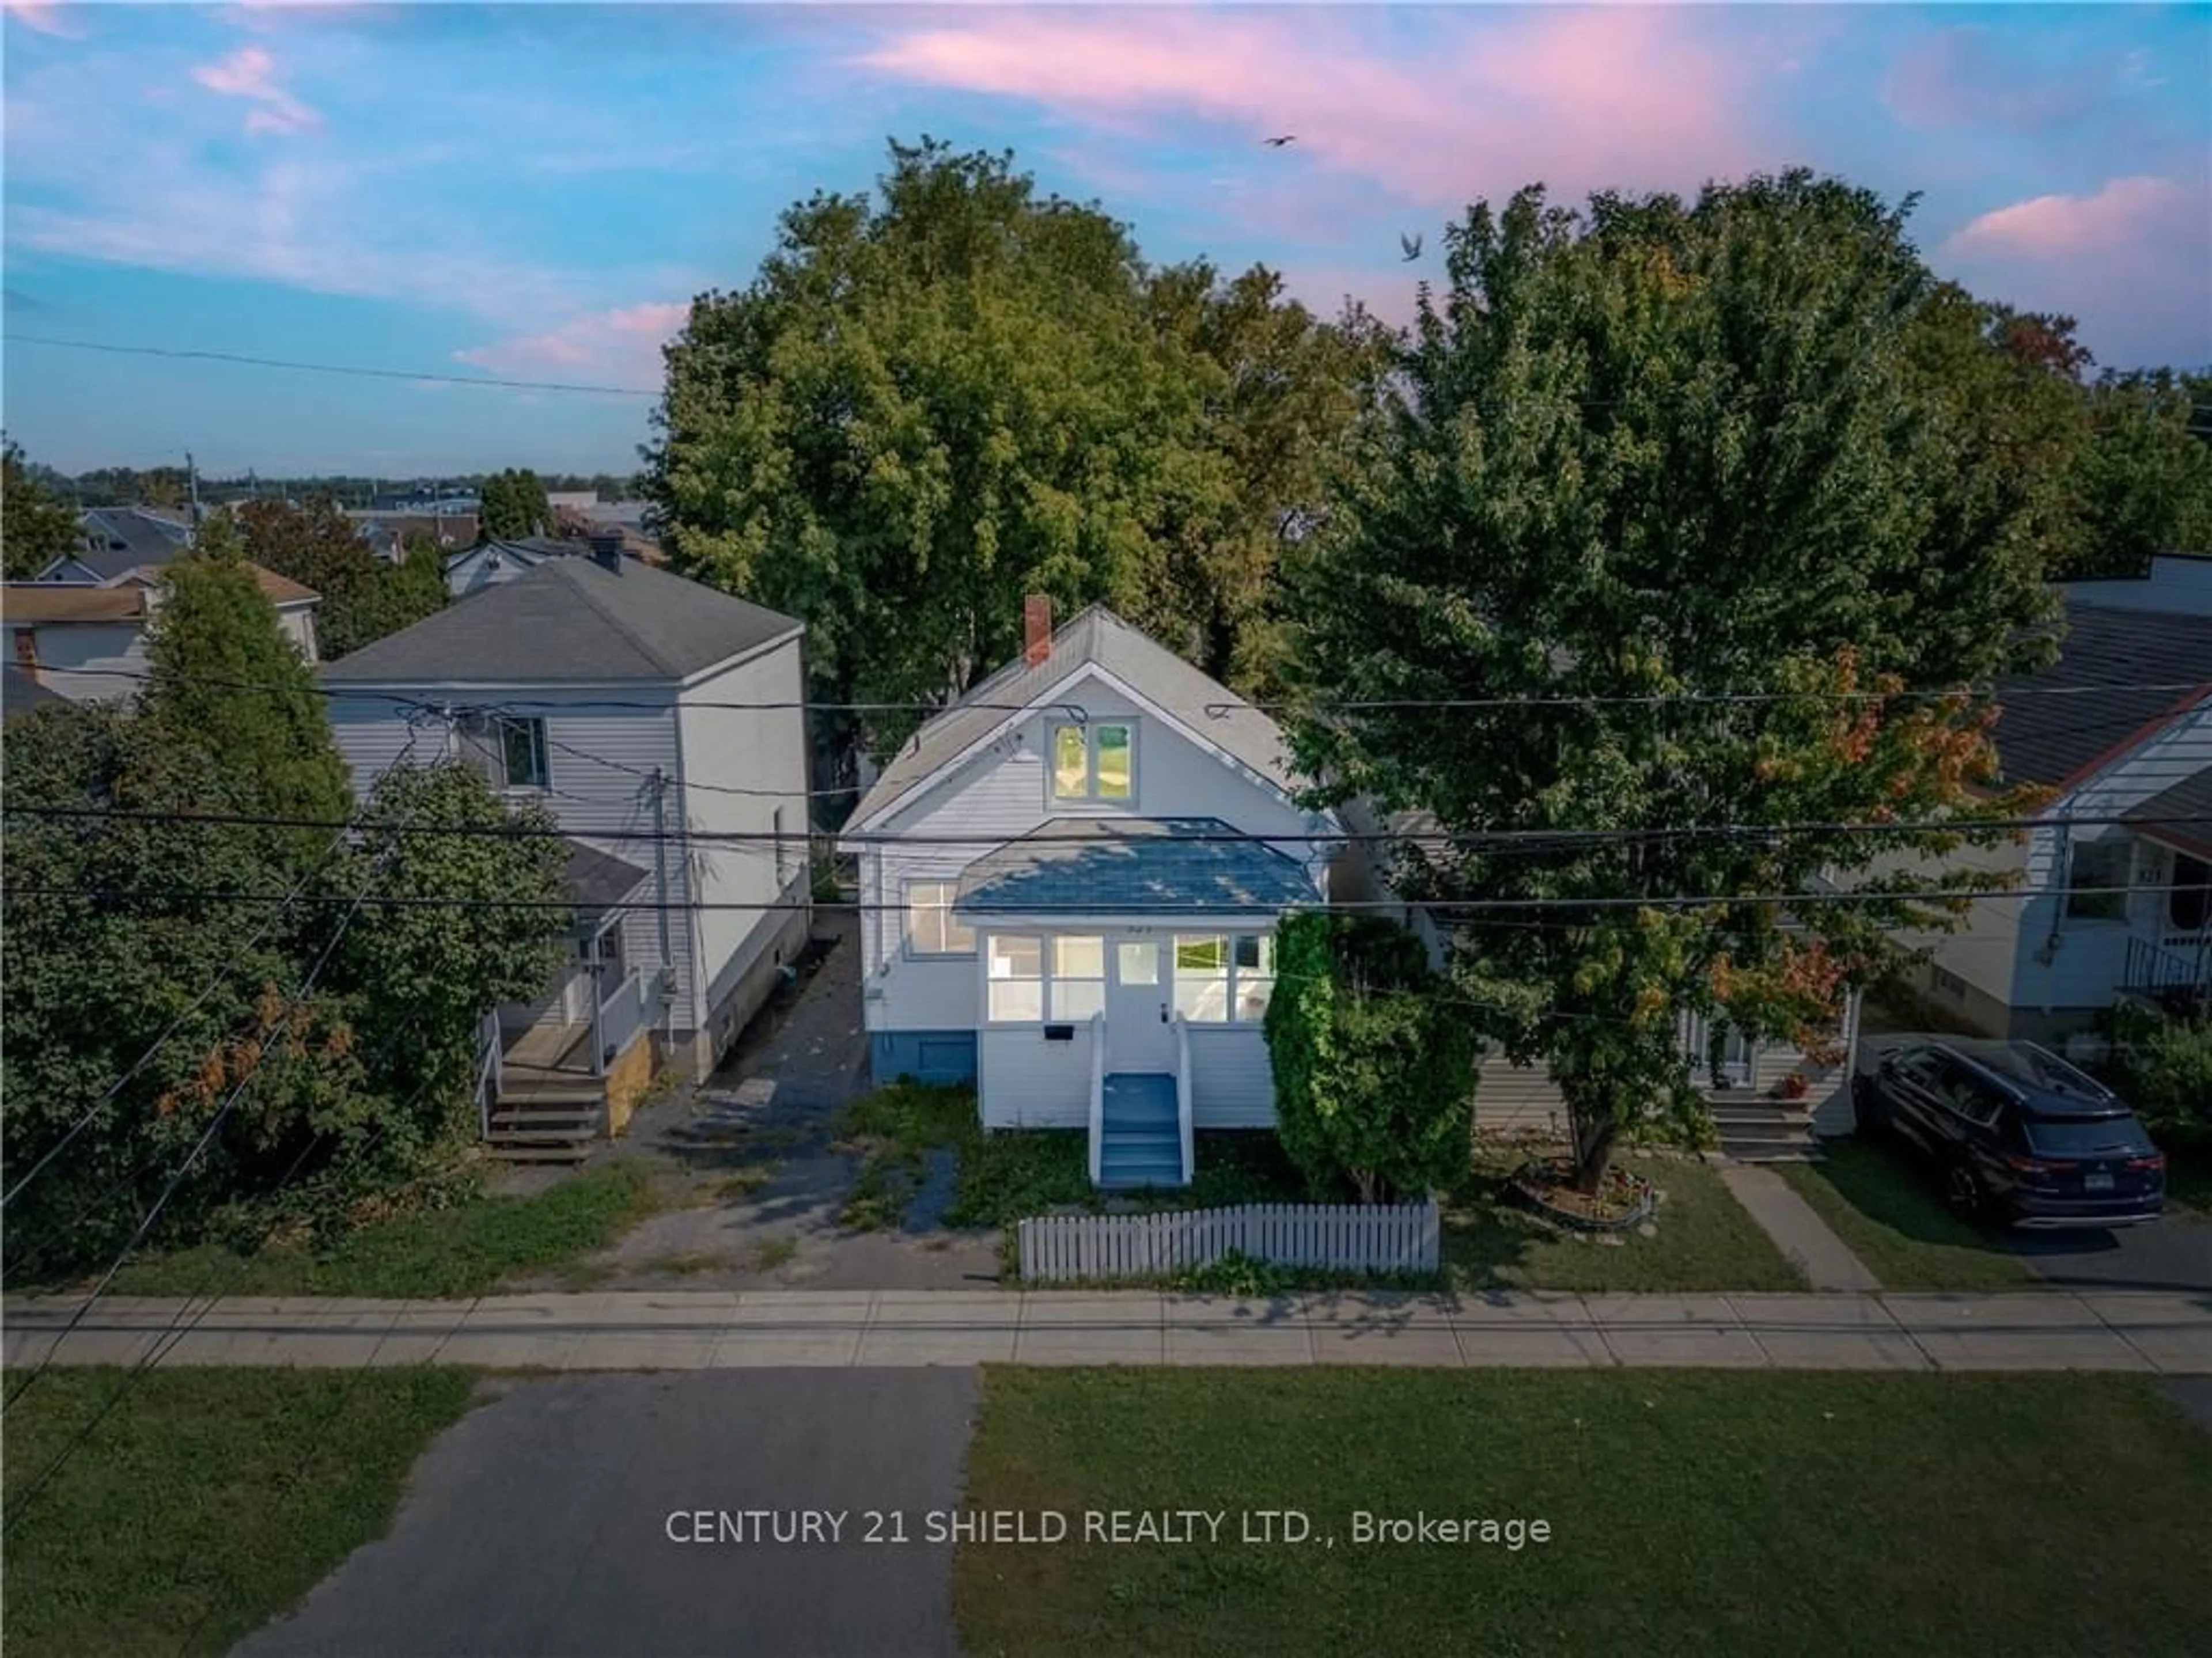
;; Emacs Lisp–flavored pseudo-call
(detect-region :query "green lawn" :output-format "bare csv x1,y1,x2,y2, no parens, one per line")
837,1084,1316,1235
3,1367,476,1658
956,1368,2212,1658
99,1161,660,1298
1443,1149,1806,1292
1774,1138,2040,1291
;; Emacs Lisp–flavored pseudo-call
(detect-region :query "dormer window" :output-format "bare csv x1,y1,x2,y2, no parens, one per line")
1051,721,1134,801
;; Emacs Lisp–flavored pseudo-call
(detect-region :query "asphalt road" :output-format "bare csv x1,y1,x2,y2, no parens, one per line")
232,1369,978,1658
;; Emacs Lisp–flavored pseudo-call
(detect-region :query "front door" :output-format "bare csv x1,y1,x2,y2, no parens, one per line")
1105,933,1176,1075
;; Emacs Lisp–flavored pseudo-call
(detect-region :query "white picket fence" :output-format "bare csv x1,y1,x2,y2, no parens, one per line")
1017,1200,1441,1284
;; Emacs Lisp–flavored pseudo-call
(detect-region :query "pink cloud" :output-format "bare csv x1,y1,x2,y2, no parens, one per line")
1944,176,2186,259
191,44,322,136
454,301,691,384
3,2,82,38
1941,176,2211,367
856,7,1759,214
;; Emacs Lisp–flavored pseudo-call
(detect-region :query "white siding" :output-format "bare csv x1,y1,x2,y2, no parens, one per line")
673,636,812,1034
2011,709,2212,1015
325,686,693,1018
13,623,148,704
275,605,319,665
979,1024,1093,1128
1187,1025,1276,1127
862,666,1327,1041
1474,1050,1571,1137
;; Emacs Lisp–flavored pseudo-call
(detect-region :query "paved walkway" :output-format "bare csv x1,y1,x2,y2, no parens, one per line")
8,1287,2208,1374
1719,1163,1881,1292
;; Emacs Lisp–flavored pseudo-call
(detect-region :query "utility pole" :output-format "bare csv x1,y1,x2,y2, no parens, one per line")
185,450,202,530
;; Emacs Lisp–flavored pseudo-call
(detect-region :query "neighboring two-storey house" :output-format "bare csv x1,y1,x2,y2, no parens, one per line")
841,601,1349,1190
319,549,813,1156
4,563,321,703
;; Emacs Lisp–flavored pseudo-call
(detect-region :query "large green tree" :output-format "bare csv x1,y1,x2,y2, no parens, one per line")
478,468,551,541
2066,369,2212,577
0,703,367,1276
233,496,445,657
3,439,82,579
141,515,353,868
1286,172,2058,1191
645,138,1383,752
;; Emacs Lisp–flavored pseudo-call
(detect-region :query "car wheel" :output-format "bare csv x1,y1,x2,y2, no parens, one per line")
1943,1163,1984,1221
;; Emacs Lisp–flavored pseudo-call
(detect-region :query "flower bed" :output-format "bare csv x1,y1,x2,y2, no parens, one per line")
1510,1155,1658,1232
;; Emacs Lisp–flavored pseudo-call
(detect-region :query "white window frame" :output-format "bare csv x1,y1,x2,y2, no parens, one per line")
905,880,975,958
460,713,550,792
2065,837,2130,923
1050,935,1107,1021
986,934,1044,1023
1172,932,1276,1024
1048,720,1136,804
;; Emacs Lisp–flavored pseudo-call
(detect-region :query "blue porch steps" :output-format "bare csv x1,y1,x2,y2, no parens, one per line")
1098,1072,1185,1190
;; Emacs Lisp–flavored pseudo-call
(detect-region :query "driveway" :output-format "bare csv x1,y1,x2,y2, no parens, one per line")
1857,1029,2212,1295
525,911,1003,1293
232,1369,977,1658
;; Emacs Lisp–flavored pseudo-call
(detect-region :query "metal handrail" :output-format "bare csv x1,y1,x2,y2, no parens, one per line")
1087,1009,1106,1186
474,1010,502,1140
1173,1010,1194,1186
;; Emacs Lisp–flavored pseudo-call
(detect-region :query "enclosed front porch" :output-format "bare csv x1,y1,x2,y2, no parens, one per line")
475,840,664,1161
954,816,1320,1189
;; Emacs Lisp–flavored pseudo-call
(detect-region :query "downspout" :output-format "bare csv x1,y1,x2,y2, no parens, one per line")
650,766,677,1040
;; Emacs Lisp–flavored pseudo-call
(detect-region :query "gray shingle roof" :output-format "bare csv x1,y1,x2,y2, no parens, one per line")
320,556,801,685
853,606,1298,826
564,839,650,925
2127,769,2212,860
70,509,193,582
1992,602,2212,788
2,664,68,722
954,817,1320,916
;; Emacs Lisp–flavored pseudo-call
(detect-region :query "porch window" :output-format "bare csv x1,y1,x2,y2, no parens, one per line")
1050,721,1135,801
987,935,1044,1022
906,881,975,956
1173,936,1228,1020
1051,936,1106,1020
1234,934,1277,1020
2065,838,2130,921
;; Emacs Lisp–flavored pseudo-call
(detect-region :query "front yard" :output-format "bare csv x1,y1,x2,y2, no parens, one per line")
1774,1140,2039,1291
3,1367,477,1658
1442,1141,1806,1293
956,1368,2212,1658
96,1162,664,1299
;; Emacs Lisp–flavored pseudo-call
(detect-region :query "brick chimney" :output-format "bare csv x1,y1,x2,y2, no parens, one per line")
1022,594,1052,668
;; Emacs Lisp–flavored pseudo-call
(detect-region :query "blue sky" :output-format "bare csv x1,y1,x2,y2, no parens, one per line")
4,2,2207,478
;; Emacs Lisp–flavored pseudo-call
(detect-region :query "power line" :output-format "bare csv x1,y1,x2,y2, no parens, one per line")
2,882,2192,916
7,801,2207,851
2,333,659,399
42,661,2212,718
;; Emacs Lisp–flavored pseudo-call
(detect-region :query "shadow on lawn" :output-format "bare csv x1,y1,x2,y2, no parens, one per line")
1790,1137,2024,1261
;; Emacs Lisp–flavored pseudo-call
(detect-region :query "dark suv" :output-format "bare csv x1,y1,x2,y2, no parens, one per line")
1852,1039,2166,1229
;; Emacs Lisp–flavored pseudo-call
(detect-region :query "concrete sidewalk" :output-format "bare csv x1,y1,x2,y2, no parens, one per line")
7,1287,2209,1374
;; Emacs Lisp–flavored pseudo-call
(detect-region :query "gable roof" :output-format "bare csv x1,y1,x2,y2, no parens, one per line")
319,556,801,685
2127,770,2212,862
852,605,1298,828
1991,601,2212,790
69,508,194,582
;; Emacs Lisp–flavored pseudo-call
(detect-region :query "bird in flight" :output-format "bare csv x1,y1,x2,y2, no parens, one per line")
1263,134,1296,148
1400,233,1424,262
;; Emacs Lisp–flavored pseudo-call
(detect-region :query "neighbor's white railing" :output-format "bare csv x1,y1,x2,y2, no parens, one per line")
1172,1010,1194,1187
596,966,654,1071
1086,1009,1106,1186
1018,1200,1442,1284
474,1009,502,1140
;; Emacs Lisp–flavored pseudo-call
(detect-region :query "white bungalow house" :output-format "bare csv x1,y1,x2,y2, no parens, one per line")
1895,557,2212,1047
320,548,815,1158
841,601,1350,1189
